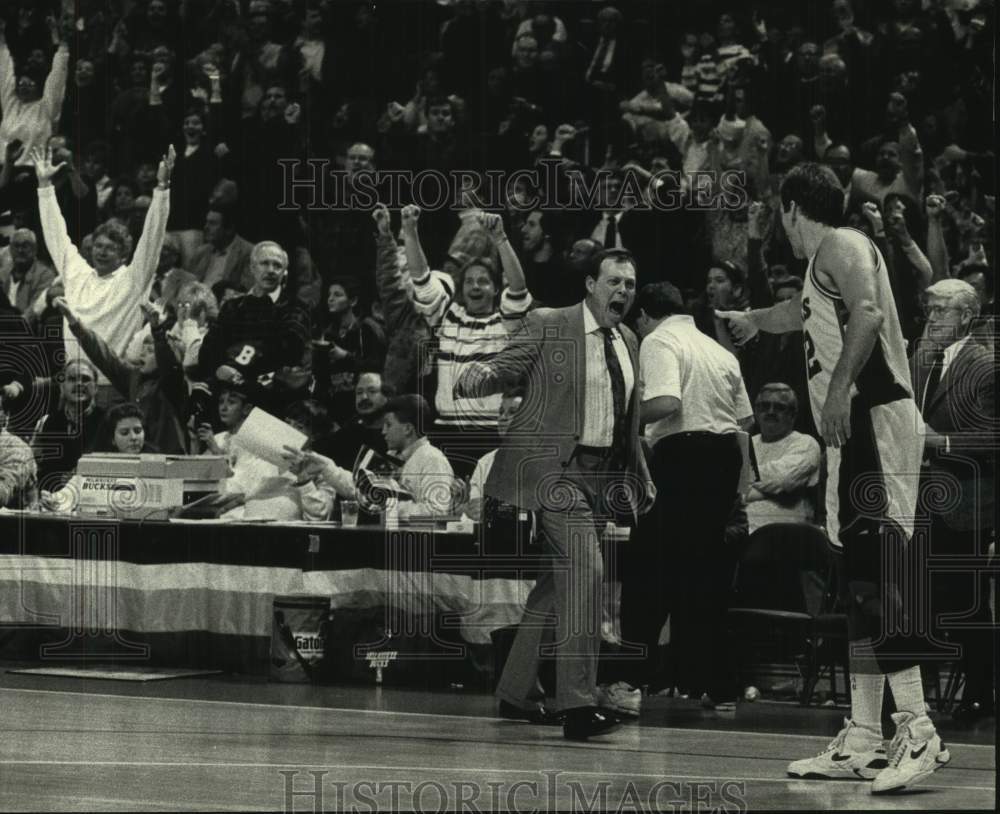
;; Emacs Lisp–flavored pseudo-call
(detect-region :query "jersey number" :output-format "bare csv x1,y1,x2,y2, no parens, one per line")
803,331,822,380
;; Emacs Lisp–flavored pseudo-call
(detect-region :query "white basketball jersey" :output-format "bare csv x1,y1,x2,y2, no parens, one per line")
801,228,924,543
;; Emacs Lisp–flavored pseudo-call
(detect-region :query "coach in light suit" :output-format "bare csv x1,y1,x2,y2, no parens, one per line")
455,249,654,741
912,279,996,720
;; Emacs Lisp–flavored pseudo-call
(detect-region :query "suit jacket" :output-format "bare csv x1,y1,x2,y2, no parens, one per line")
912,338,995,531
188,235,255,292
455,302,651,520
0,260,55,319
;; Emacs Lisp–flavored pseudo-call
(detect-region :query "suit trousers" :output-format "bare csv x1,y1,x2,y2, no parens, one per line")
495,447,620,712
927,515,995,702
624,432,742,700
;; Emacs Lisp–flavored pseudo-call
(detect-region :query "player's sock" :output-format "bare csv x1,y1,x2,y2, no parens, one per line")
849,643,885,738
886,665,926,718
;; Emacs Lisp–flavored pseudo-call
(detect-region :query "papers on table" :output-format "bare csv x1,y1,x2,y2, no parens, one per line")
233,408,307,471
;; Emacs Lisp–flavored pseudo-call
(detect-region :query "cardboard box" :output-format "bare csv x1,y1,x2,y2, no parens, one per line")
76,475,186,520
77,454,229,481
75,455,230,519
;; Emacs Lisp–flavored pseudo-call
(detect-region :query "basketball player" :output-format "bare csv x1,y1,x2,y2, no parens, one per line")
718,163,949,794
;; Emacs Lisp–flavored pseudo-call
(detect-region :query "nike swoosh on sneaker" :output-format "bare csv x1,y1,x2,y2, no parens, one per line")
831,753,852,762
910,743,928,759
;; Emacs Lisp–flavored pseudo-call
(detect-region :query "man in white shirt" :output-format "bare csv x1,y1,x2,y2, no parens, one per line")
381,394,455,519
746,383,822,533
33,145,173,404
625,281,753,711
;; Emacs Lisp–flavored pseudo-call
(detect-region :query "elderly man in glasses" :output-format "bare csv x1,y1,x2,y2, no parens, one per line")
746,382,822,533
911,278,996,723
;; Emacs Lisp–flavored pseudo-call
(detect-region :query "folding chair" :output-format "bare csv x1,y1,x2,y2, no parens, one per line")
728,522,847,705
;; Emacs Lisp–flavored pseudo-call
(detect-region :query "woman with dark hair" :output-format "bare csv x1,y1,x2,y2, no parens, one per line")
97,402,153,454
38,402,154,512
99,176,139,223
311,275,387,425
518,208,574,307
162,104,223,265
696,259,750,356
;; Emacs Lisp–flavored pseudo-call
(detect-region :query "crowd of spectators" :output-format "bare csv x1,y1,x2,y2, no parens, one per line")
0,0,994,700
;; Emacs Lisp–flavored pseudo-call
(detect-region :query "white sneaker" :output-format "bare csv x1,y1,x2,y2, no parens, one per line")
786,718,888,780
871,712,951,794
597,682,641,718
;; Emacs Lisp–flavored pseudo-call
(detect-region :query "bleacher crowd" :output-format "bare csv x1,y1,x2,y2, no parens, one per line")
0,0,994,717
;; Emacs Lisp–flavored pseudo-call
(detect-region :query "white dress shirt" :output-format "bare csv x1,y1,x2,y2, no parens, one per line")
469,449,497,503
203,242,232,289
940,333,971,381
640,314,752,444
580,301,635,447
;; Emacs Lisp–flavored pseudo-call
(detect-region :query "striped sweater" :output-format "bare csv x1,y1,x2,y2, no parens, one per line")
412,271,531,427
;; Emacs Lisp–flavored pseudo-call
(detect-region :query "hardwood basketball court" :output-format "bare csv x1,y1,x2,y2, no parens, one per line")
0,669,993,811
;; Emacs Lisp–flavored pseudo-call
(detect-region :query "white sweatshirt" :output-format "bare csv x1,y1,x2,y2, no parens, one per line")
38,185,169,384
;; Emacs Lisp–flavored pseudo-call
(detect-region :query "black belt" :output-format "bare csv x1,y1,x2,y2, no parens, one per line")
574,444,614,457
662,431,736,441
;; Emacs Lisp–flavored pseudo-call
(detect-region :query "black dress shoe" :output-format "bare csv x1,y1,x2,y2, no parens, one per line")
562,706,621,740
498,699,564,725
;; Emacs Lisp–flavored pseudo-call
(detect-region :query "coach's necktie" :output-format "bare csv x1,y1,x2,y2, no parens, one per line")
922,348,945,410
601,327,627,459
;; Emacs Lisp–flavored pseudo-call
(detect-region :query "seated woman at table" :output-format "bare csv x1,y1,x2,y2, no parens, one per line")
38,403,153,512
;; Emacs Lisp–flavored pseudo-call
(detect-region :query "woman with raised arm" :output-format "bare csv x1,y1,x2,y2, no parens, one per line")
0,14,70,165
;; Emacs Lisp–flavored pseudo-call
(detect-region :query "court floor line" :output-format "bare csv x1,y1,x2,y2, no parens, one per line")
2,686,994,749
0,759,993,792
0,795,250,813
4,724,997,776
